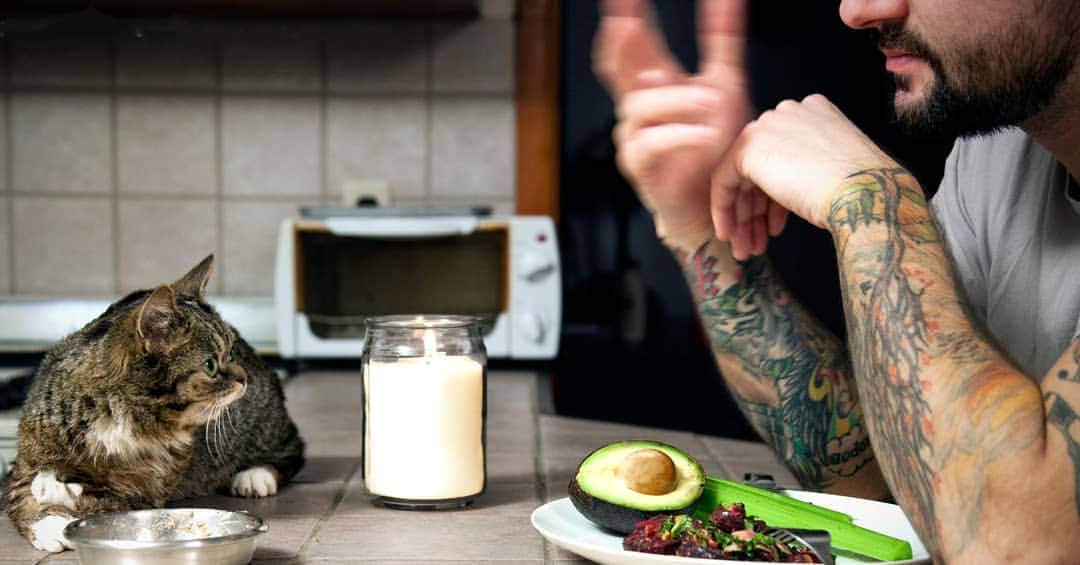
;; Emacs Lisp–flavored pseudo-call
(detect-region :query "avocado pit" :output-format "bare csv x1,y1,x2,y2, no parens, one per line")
619,448,677,495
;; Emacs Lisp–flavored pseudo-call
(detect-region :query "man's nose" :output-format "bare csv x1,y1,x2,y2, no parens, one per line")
839,0,908,30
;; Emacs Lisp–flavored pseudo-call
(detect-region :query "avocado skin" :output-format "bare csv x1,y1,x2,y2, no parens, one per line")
568,478,694,535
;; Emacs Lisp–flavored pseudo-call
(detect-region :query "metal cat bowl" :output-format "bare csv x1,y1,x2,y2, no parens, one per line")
63,508,267,565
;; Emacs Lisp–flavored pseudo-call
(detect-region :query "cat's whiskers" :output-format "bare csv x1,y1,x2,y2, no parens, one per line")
206,398,234,462
203,412,214,460
206,400,225,461
214,401,228,457
212,402,225,461
224,402,239,435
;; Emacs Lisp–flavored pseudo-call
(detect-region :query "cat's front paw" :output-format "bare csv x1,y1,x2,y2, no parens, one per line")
28,515,74,553
30,470,83,510
231,465,278,497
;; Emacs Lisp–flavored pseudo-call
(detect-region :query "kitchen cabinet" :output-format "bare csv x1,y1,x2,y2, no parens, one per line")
1,1,485,18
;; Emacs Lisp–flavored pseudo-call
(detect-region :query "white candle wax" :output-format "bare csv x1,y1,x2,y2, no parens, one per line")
364,355,484,500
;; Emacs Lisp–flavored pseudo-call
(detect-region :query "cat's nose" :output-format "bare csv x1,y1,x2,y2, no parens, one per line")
235,371,248,386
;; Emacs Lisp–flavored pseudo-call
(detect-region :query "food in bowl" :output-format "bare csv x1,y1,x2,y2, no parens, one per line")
63,508,266,565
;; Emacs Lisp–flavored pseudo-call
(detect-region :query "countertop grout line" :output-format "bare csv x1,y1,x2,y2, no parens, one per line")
530,374,554,564
294,458,362,560
691,432,715,463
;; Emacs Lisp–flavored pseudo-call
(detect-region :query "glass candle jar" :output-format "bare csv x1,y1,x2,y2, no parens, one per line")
361,315,487,509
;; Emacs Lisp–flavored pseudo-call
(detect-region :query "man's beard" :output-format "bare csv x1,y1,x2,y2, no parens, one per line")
873,23,1075,138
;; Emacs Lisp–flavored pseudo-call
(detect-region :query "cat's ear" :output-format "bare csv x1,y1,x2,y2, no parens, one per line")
137,285,179,353
173,254,215,299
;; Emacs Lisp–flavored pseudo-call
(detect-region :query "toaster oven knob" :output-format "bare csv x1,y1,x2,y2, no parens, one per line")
517,252,556,281
518,311,547,343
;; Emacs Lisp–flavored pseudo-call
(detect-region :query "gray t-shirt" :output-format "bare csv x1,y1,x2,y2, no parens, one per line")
931,127,1080,378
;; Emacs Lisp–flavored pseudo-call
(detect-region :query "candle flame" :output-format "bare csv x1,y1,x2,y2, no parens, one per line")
423,328,436,358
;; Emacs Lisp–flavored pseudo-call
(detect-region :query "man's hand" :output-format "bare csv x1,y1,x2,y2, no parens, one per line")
595,0,784,253
713,95,899,254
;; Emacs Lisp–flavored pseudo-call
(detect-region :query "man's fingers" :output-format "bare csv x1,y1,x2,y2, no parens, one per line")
767,199,788,237
735,186,754,224
714,205,735,241
737,191,768,257
751,188,767,216
618,124,720,176
751,214,768,256
594,4,685,98
625,124,719,153
711,125,752,240
616,85,724,132
697,0,747,82
711,177,745,240
731,220,752,261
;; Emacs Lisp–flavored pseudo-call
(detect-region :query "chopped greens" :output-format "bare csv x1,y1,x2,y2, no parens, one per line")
623,502,821,562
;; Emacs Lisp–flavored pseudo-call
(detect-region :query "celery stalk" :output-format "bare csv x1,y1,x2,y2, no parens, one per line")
693,477,913,562
692,477,854,523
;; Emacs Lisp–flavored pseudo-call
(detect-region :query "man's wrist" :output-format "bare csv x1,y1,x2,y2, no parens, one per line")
816,159,911,233
671,237,746,302
824,167,936,265
655,216,716,256
823,165,919,235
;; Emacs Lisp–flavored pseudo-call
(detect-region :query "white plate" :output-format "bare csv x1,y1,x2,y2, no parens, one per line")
531,492,930,565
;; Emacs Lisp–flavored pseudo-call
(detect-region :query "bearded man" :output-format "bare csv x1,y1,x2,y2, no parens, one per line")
595,0,1080,562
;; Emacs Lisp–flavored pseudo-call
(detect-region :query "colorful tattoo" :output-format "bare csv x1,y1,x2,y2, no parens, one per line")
1046,392,1080,515
681,241,872,490
1058,342,1080,383
676,245,723,302
828,168,939,550
827,168,1043,559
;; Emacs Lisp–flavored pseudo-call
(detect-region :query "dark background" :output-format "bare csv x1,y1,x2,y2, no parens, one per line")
552,1,954,440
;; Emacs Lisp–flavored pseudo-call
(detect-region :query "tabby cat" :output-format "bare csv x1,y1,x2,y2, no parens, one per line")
3,255,304,552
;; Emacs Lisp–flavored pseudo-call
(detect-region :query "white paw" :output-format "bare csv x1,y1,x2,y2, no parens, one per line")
231,465,278,498
30,470,83,510
29,515,74,553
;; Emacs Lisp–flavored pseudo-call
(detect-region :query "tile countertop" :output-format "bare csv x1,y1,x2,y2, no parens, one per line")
0,371,799,564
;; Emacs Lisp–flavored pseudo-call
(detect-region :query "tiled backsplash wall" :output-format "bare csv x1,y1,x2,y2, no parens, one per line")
0,18,516,298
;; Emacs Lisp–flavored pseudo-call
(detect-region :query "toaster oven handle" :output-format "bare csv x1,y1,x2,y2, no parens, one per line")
323,217,480,237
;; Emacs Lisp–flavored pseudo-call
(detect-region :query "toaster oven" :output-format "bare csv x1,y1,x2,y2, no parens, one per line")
274,207,560,359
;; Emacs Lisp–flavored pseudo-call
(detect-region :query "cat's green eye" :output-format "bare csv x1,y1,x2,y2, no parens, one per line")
228,347,235,363
202,357,218,377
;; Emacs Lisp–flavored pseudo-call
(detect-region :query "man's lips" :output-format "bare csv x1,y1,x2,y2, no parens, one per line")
881,48,924,72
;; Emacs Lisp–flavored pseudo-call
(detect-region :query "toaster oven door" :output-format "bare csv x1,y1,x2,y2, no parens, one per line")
295,226,508,340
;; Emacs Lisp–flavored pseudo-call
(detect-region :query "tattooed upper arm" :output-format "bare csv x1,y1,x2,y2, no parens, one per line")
1043,338,1080,515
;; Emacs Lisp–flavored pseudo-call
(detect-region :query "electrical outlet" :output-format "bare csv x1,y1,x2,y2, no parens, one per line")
342,179,391,207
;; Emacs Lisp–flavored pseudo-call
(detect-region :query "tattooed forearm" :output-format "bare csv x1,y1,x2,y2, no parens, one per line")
827,168,1045,560
680,240,873,491
828,168,939,549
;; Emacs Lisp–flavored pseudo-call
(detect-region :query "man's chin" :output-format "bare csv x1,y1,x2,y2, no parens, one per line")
892,91,928,129
891,72,933,112
893,84,922,107
893,104,940,137
890,77,952,137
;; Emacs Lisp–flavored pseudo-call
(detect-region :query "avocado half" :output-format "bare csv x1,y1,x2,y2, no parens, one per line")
568,440,705,534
